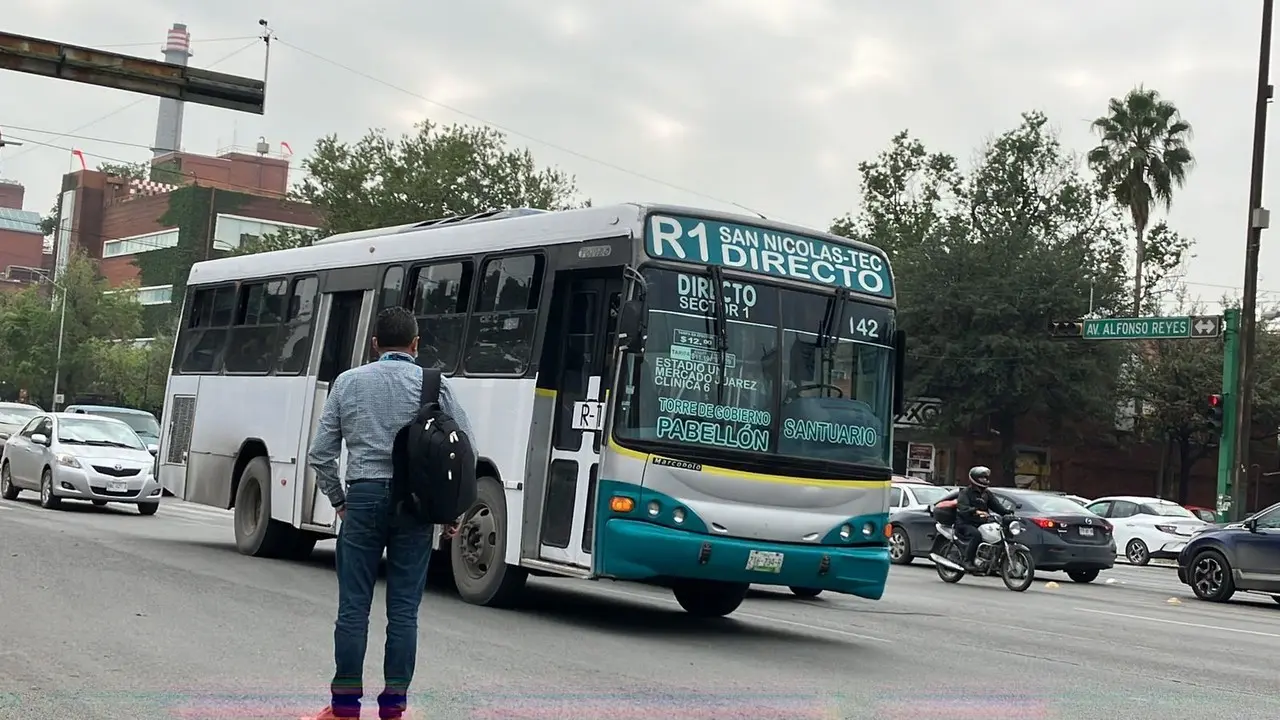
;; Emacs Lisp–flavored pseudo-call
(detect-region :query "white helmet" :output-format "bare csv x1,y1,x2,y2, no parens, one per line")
968,465,991,488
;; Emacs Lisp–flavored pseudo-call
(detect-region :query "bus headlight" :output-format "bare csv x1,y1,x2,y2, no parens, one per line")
646,500,661,517
861,522,876,537
672,507,686,524
839,524,852,540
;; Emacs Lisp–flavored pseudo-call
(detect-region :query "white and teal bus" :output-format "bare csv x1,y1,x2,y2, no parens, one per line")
158,203,903,616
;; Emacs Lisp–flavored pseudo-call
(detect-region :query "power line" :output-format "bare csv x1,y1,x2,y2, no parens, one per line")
273,38,772,219
92,35,258,50
2,39,261,163
0,125,304,171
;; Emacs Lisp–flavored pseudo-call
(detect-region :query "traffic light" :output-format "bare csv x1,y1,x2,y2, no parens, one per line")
1207,394,1224,432
1048,320,1083,338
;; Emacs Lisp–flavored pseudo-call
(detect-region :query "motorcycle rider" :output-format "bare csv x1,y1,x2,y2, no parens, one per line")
955,465,1010,572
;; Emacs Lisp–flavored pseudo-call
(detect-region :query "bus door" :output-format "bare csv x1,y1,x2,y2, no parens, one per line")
298,288,374,529
536,271,623,568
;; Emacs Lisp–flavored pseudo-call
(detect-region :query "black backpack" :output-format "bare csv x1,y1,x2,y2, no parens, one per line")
391,368,477,524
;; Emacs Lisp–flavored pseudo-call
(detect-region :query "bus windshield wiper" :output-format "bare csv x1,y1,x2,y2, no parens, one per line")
819,289,851,358
707,266,730,405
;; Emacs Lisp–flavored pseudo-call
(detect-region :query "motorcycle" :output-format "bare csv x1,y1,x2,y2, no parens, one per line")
928,512,1035,592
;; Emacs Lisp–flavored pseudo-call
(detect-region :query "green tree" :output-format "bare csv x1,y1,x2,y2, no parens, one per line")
286,120,583,242
1087,87,1195,312
833,112,1133,483
97,161,149,180
84,334,173,414
229,226,319,257
1130,293,1280,503
0,252,142,407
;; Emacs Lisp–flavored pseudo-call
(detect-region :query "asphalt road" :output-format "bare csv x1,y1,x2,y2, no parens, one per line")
1,496,1277,719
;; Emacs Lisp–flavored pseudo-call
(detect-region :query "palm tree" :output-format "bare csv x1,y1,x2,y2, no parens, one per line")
1088,86,1195,313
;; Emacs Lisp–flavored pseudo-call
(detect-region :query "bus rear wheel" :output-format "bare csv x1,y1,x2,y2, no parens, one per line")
452,476,527,608
233,456,298,558
672,580,749,617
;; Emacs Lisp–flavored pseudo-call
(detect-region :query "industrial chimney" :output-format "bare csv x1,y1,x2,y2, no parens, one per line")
152,23,192,158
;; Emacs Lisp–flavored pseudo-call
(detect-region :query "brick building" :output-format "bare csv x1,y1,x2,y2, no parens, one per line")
0,179,47,294
49,146,321,331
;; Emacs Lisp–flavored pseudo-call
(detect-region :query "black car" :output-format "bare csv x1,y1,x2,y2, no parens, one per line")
888,487,1116,582
1176,501,1280,604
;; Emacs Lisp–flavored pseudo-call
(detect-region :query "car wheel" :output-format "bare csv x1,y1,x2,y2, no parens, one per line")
1125,538,1150,566
1067,569,1100,583
0,461,19,500
39,469,61,510
1189,549,1235,602
92,499,107,507
888,524,913,565
137,501,159,516
789,586,822,598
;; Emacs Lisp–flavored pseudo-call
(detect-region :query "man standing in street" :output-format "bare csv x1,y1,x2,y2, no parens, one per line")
306,306,476,720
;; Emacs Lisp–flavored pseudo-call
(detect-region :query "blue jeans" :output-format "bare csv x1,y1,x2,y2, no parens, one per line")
331,480,433,719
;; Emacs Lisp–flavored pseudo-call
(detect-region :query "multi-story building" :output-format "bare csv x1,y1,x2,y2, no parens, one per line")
48,147,321,332
0,179,47,294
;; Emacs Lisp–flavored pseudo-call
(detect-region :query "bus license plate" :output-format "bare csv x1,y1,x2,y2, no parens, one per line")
746,550,784,573
1078,527,1094,536
108,481,127,493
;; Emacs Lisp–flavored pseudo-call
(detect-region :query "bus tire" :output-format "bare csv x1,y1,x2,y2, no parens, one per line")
451,476,527,607
233,456,295,558
672,580,749,617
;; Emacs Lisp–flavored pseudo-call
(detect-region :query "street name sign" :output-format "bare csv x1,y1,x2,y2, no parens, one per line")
1082,315,1222,341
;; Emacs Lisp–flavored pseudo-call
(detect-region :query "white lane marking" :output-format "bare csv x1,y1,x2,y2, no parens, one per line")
587,584,891,643
1075,607,1280,638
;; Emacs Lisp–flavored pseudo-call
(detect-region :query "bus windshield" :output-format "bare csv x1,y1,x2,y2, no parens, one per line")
615,267,894,468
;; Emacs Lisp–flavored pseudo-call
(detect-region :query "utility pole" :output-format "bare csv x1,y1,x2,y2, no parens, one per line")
1232,0,1274,521
1216,309,1240,521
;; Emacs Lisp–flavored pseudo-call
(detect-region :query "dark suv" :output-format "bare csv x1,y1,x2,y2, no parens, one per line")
1177,501,1280,604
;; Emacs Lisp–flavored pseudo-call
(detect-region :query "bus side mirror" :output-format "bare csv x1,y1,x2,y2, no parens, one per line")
892,330,906,415
617,299,647,352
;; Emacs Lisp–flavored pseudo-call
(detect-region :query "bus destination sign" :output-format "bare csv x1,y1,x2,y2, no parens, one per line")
645,213,893,299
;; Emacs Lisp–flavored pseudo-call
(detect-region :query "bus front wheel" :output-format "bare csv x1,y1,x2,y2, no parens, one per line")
233,456,300,559
672,580,749,617
451,476,527,608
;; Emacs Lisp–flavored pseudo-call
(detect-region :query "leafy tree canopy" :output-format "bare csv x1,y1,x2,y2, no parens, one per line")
832,112,1134,479
0,252,148,407
296,120,582,238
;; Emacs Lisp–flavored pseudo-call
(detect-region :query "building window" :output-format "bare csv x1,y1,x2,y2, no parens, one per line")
106,284,174,306
102,229,180,258
212,214,318,252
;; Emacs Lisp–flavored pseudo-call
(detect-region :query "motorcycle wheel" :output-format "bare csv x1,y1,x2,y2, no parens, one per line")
1001,545,1035,592
935,544,965,584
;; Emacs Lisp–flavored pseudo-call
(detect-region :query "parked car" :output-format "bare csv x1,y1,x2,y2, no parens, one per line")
63,404,161,447
0,402,43,449
0,412,163,514
1177,501,1280,604
890,478,956,516
1184,505,1217,523
1084,496,1206,565
889,487,1116,582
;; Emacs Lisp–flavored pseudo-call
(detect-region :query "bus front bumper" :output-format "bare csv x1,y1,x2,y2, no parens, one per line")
597,518,889,600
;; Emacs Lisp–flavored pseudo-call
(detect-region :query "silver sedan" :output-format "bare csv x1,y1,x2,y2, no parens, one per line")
0,412,163,514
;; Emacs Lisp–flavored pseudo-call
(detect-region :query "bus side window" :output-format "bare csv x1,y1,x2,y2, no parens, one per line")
463,254,544,376
364,265,406,363
410,261,471,373
277,276,319,375
177,285,236,374
225,279,287,374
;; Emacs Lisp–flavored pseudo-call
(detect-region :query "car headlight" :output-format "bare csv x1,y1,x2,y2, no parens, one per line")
1008,521,1024,536
0,432,10,441
56,453,81,468
1155,524,1178,534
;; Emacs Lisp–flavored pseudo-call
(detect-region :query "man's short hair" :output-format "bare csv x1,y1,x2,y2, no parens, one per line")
373,306,418,349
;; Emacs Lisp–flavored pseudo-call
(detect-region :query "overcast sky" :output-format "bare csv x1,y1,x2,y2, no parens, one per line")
2,0,1276,310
